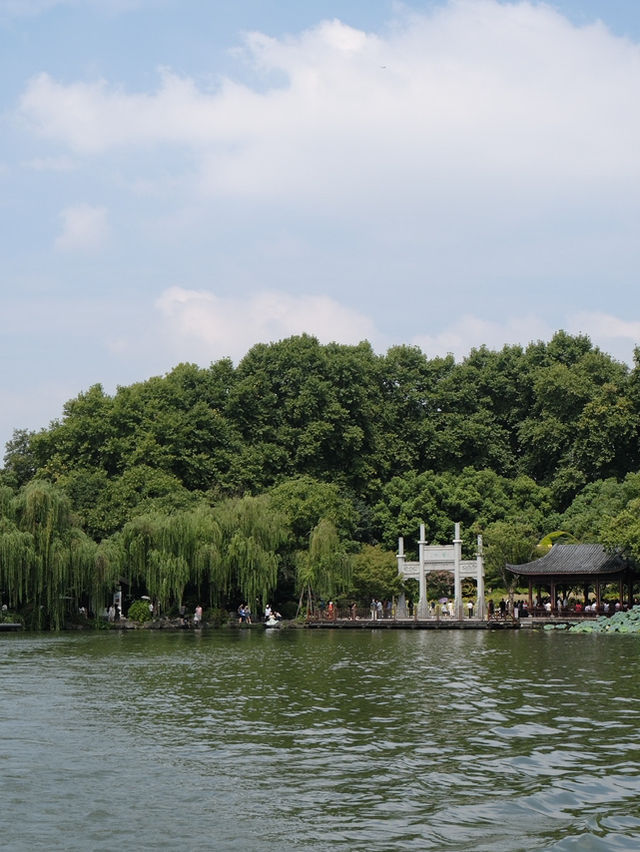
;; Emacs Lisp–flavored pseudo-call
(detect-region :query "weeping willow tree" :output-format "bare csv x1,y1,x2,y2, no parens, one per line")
93,535,125,611
296,518,351,616
120,507,221,610
0,485,14,520
163,507,222,605
212,495,288,609
0,483,290,625
0,481,115,629
119,497,286,612
122,507,222,611
0,517,34,613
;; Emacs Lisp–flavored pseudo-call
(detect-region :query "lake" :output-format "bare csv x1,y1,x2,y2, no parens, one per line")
2,627,640,850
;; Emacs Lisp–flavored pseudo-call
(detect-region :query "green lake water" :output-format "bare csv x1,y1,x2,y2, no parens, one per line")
2,627,640,850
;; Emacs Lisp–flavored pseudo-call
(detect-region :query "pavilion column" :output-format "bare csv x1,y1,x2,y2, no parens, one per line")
550,581,556,612
418,524,428,619
528,579,533,610
619,577,624,607
454,523,463,620
595,579,601,612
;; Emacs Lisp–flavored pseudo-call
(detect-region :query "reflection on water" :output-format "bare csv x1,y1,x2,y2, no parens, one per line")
2,629,640,850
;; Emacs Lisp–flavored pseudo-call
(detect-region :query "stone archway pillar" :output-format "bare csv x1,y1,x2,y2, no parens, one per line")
418,524,429,619
396,537,408,618
476,535,485,619
454,523,463,620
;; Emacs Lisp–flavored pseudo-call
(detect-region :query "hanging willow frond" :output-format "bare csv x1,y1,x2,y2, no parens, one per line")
297,517,352,600
214,495,287,606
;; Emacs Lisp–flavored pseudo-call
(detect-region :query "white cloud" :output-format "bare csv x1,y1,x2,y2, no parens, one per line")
155,286,379,362
411,313,553,360
54,203,109,252
12,1,640,376
411,310,640,366
567,311,640,364
17,1,640,211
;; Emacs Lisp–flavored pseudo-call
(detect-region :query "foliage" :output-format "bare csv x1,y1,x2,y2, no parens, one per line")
569,606,640,634
600,498,640,562
483,520,540,590
0,481,118,629
3,331,640,626
296,518,351,611
536,530,578,551
348,544,402,602
127,599,152,622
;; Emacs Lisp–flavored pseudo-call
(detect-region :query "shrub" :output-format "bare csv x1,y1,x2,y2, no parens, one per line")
128,599,153,622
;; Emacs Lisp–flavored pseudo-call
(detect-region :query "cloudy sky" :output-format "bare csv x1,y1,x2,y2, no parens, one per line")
1,0,639,455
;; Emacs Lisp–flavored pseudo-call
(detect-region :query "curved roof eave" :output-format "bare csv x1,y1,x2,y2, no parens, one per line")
506,543,633,577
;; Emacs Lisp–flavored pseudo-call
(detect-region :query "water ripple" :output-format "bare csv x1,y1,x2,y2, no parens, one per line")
2,629,640,850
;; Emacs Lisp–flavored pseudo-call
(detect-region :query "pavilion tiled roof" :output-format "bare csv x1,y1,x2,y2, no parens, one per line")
507,543,631,577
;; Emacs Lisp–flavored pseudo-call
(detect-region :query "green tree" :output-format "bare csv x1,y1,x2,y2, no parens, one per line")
296,518,351,614
600,500,640,562
573,384,639,480
348,544,401,602
213,495,288,609
483,520,539,606
2,429,39,489
0,481,119,629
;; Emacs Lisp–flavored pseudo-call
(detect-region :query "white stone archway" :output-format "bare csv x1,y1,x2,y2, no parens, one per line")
396,523,485,620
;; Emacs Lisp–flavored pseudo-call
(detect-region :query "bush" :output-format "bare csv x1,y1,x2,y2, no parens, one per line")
128,599,153,622
278,600,298,619
204,607,228,627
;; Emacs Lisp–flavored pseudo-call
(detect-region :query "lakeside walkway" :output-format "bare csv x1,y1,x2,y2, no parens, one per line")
305,617,519,630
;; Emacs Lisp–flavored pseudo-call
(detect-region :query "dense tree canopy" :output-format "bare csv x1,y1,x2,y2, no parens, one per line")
3,331,640,625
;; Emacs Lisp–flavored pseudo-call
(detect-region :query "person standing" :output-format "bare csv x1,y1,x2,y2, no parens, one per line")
194,604,203,627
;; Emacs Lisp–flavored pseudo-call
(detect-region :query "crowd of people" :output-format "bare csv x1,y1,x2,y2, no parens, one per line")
97,592,633,628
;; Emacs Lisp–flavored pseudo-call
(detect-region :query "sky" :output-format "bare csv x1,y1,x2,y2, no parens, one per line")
1,0,640,456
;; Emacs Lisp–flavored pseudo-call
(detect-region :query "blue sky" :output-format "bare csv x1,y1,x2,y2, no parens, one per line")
1,0,639,456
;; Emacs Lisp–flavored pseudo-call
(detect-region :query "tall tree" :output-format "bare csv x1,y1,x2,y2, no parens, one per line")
296,519,351,614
